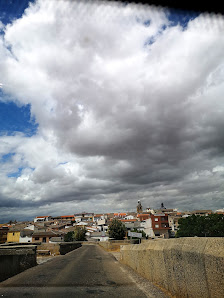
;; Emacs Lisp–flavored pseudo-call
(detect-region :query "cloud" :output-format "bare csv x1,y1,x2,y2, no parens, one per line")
0,0,224,220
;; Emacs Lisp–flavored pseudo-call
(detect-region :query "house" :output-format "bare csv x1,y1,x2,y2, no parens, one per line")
60,215,75,221
34,216,51,223
32,231,60,243
154,208,176,214
7,229,21,243
24,224,34,231
49,236,64,243
143,218,155,238
137,213,150,221
0,226,9,244
168,215,182,237
146,207,154,213
93,214,107,222
19,229,33,243
51,223,67,231
150,214,170,238
124,215,135,220
86,226,99,234
89,231,109,242
74,213,94,222
114,213,127,218
75,222,88,227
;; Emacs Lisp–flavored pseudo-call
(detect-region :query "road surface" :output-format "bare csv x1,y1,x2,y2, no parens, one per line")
0,244,168,297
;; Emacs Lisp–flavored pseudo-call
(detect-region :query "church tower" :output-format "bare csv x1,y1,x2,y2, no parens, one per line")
137,200,143,213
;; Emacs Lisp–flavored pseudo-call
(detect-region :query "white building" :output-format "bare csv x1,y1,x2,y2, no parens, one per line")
90,231,109,242
143,218,155,238
34,216,51,223
24,224,34,230
19,230,33,243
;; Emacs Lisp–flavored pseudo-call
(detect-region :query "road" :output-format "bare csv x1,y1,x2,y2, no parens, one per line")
0,244,168,298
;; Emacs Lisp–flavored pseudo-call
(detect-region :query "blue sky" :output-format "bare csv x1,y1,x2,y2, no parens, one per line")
0,100,38,136
0,0,37,138
0,0,34,25
167,8,200,28
0,0,224,222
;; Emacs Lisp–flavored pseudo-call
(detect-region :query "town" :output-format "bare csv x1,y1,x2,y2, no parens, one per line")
1,201,223,245
0,201,223,297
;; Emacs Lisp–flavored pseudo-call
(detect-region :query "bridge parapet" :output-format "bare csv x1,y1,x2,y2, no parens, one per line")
0,245,37,282
99,239,138,252
120,237,224,298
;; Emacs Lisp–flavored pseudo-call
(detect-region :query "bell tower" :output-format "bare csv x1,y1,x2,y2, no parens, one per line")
137,200,143,213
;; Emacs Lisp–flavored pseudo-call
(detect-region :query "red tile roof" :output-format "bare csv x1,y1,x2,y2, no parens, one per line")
137,214,150,217
114,213,127,216
60,215,75,218
36,216,50,218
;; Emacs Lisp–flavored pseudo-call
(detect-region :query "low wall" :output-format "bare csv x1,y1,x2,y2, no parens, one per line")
37,243,60,255
0,242,41,246
0,245,37,282
99,240,138,252
120,238,224,298
1,242,82,256
59,242,82,255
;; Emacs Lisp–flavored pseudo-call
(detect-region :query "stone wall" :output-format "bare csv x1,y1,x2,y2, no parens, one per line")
1,242,82,256
37,243,60,255
59,242,82,255
99,239,138,252
120,238,224,298
0,245,37,282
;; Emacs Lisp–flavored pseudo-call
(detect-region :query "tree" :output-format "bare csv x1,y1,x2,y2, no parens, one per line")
64,227,87,242
74,227,87,241
108,219,126,240
176,214,224,237
64,231,74,242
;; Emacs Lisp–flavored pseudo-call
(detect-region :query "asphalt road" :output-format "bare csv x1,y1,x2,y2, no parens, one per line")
0,244,168,298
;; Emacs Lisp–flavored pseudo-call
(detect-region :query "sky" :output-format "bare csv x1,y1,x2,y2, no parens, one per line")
0,0,224,222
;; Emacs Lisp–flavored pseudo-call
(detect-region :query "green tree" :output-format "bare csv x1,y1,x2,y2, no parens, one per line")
64,231,74,242
108,219,126,240
176,214,224,237
74,227,87,241
64,227,87,242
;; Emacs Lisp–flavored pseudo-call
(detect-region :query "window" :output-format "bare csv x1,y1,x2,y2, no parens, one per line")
155,224,159,228
13,232,15,236
155,218,159,221
35,237,39,240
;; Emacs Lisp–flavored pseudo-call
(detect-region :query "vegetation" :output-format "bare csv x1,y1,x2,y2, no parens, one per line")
64,231,74,242
108,219,126,240
176,214,224,237
74,227,87,241
64,227,87,242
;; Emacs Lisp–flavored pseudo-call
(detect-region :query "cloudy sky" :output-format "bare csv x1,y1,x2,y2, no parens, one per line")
0,0,224,222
